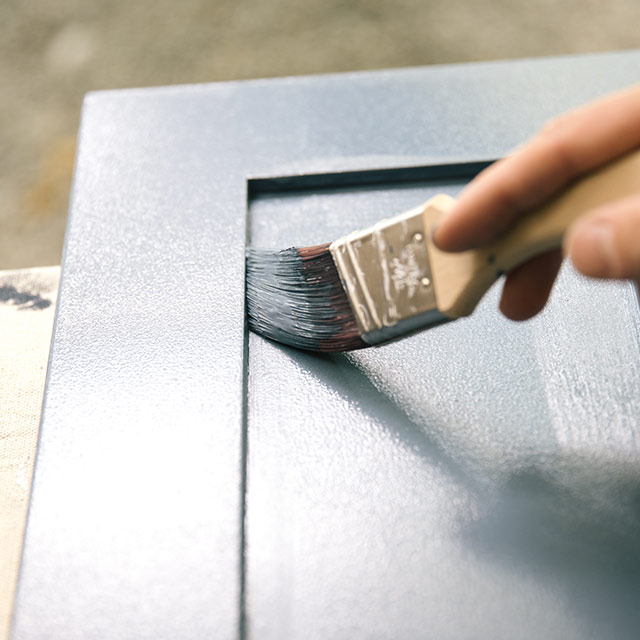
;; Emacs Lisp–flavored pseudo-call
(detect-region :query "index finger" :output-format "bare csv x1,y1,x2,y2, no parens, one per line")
434,84,640,252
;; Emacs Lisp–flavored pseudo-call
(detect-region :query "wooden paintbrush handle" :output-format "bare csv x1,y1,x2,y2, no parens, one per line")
425,148,640,319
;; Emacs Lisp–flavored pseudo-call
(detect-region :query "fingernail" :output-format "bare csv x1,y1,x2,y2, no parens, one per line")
574,219,618,276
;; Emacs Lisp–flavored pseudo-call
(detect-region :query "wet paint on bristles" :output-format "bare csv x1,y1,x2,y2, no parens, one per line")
245,243,366,352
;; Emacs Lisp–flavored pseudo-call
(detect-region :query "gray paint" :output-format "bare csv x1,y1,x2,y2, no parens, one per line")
245,246,366,352
12,52,640,639
247,175,640,640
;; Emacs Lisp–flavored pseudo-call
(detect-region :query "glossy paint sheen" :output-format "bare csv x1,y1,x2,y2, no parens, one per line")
12,52,640,639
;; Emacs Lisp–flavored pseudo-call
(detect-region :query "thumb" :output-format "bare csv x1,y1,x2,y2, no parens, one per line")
565,194,640,287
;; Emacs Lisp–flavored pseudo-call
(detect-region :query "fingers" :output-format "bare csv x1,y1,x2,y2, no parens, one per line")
565,194,640,285
435,83,640,253
498,250,563,321
431,84,640,322
499,194,640,321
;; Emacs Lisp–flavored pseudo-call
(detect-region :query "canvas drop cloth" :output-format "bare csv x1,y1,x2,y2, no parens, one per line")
0,266,59,639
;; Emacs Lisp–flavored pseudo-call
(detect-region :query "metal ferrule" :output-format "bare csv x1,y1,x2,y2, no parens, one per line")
329,203,448,345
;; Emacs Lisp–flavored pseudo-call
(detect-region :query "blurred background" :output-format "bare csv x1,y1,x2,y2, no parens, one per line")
2,0,639,270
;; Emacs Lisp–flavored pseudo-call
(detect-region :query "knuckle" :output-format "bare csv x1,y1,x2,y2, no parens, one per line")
535,114,583,180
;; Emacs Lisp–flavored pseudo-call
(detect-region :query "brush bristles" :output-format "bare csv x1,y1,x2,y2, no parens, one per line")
245,243,366,353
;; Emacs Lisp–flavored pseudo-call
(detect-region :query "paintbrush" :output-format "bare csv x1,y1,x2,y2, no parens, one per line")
246,149,640,352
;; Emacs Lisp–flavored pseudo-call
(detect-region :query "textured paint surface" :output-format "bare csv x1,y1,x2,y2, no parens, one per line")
12,93,250,638
13,52,640,639
248,180,640,640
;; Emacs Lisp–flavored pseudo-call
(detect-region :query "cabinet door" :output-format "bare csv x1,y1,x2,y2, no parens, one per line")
13,52,640,640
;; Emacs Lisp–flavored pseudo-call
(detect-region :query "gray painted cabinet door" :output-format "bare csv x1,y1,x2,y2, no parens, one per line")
13,52,640,639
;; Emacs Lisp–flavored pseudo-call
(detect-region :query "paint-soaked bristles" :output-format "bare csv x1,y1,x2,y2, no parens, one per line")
245,243,366,352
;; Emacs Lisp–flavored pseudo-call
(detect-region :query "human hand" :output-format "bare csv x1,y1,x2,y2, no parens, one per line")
434,84,640,320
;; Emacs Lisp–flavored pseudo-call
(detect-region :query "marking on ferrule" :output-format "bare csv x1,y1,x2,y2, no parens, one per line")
330,203,438,335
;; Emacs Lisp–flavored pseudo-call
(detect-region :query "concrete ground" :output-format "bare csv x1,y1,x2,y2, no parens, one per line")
2,0,639,269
